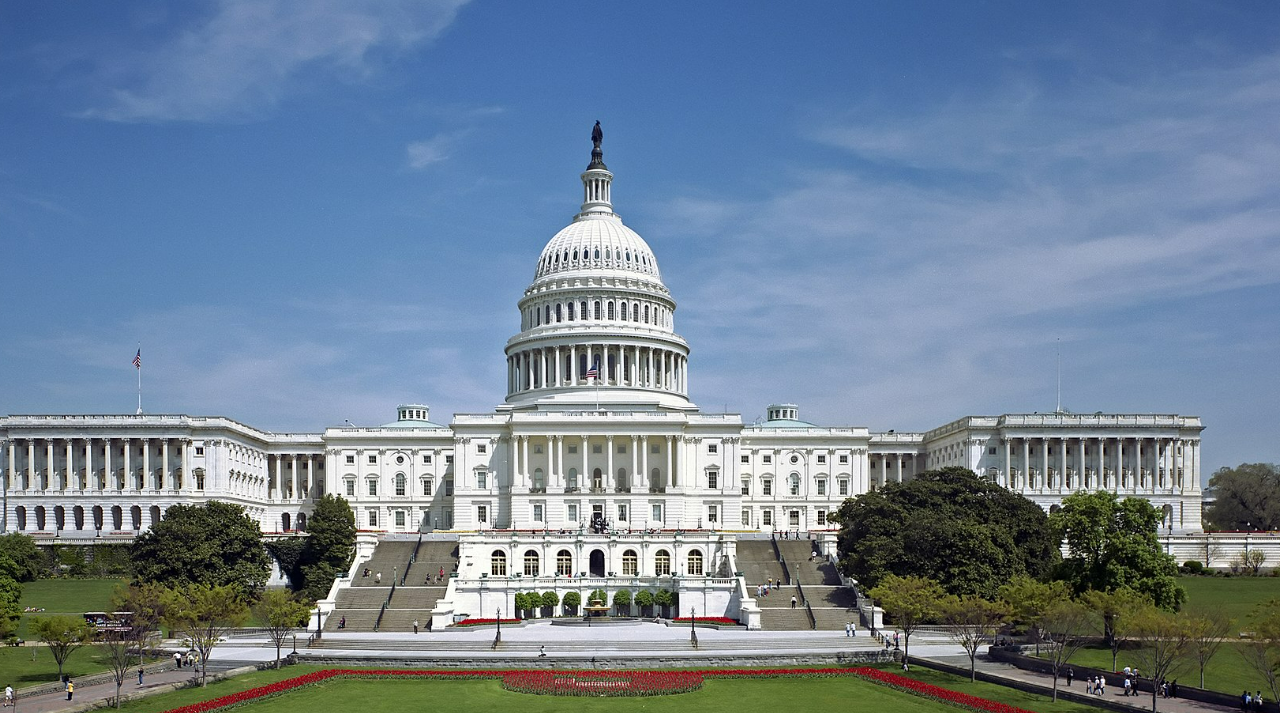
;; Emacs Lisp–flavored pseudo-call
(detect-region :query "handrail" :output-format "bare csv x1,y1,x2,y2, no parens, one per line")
771,537,793,585
402,532,423,585
374,601,387,632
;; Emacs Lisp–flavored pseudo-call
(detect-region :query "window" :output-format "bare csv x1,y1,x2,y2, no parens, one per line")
395,510,406,527
817,509,826,525
708,443,718,454
477,444,487,455
763,479,773,496
396,455,405,465
491,550,507,576
763,455,772,464
707,472,718,489
742,508,751,526
816,479,826,496
989,447,997,455
424,454,432,464
707,505,718,523
687,549,704,576
622,549,638,576
367,509,378,527
567,302,575,320
651,443,661,454
741,479,750,495
789,510,801,527
762,509,773,526
617,444,627,454
741,455,750,464
790,454,799,464
534,445,543,454
567,503,578,521
655,549,671,576
839,454,848,465
444,479,454,496
593,444,602,454
533,502,544,521
789,474,800,496
618,504,628,521
839,479,849,496
817,455,826,465
477,472,487,489
477,505,488,523
367,480,378,496
345,455,355,465
345,479,355,496
194,446,205,456
523,550,540,576
395,473,406,496
557,550,573,576
568,445,578,454
422,479,433,496
445,455,454,465
368,455,377,464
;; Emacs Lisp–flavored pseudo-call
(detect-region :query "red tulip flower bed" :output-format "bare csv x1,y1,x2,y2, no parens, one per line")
502,670,704,697
450,617,522,627
157,666,1035,713
671,616,740,625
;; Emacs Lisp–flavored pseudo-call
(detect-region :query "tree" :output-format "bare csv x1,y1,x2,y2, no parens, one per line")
513,592,529,616
1204,463,1280,531
654,588,674,617
0,533,44,582
1039,600,1096,702
253,589,311,669
868,574,945,668
97,626,134,708
998,575,1072,654
31,615,95,677
634,589,654,616
613,588,632,615
834,468,1058,598
131,502,269,596
1081,587,1150,671
297,495,357,601
1128,606,1191,713
163,583,248,687
1244,550,1268,575
939,595,1007,681
0,553,22,641
588,588,608,608
1182,607,1234,690
110,582,167,668
562,591,581,614
1240,599,1280,705
540,590,559,616
1051,491,1185,610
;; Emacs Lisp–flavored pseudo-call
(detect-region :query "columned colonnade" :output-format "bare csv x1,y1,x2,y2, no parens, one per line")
507,343,687,395
3,436,197,493
508,433,676,493
1000,435,1199,493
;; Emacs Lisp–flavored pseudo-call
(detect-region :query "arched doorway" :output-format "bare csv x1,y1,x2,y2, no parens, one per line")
589,549,606,577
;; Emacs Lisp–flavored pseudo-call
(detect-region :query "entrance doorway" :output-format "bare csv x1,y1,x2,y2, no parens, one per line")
589,549,606,577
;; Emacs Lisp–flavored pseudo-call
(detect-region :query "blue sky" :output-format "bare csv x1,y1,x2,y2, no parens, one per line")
2,2,1278,476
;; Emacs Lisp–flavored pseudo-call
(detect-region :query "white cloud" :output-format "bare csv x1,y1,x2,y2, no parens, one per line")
79,0,470,122
406,130,470,169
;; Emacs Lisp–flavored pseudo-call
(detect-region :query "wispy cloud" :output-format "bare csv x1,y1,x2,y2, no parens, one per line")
78,0,470,122
406,129,470,169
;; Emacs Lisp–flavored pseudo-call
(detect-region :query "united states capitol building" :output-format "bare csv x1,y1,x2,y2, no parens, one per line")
1,128,1225,625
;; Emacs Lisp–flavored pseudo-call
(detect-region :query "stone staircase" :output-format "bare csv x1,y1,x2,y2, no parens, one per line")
773,539,858,631
351,540,418,586
329,537,459,632
308,633,886,654
735,539,789,589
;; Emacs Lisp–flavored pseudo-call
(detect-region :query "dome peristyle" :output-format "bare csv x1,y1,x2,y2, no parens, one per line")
535,217,661,281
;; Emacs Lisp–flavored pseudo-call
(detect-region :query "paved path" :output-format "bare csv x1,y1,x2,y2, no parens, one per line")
918,654,1237,713
8,661,248,713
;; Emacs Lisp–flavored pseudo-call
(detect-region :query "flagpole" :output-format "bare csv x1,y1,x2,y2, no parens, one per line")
135,344,143,414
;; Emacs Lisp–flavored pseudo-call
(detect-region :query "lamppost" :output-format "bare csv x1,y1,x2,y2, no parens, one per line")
690,606,698,647
495,607,502,645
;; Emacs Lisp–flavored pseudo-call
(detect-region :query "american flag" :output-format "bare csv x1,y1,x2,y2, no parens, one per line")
585,358,599,379
132,349,141,369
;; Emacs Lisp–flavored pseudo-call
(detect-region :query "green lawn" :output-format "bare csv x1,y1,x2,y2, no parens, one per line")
1180,575,1279,626
1061,642,1262,697
0,645,167,689
18,578,127,639
108,666,1105,713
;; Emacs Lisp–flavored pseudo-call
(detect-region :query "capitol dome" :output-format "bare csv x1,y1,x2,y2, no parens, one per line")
534,218,661,281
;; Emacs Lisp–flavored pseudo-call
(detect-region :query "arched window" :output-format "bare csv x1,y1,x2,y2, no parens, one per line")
633,303,640,321
567,302,575,320
617,468,628,490
651,467,663,489
580,301,587,319
566,468,578,490
789,473,801,495
593,301,601,319
573,249,579,261
557,549,573,576
644,304,650,323
523,549,540,577
491,550,507,576
620,302,628,321
395,473,406,496
544,305,551,323
555,304,562,322
655,549,671,576
594,248,600,259
687,549,704,576
608,301,615,320
592,468,603,490
533,468,545,491
622,549,638,576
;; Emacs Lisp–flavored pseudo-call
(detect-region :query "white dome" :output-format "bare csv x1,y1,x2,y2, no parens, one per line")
535,214,661,281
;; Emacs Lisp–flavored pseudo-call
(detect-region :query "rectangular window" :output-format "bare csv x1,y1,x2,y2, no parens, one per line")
477,444,487,455
839,454,848,465
395,510,405,527
617,444,627,454
989,447,997,455
816,479,826,496
444,479,454,497
708,443,718,454
708,505,718,523
741,455,750,464
367,480,377,496
534,445,544,454
816,454,826,465
367,509,378,527
477,505,488,523
707,472,718,489
762,509,773,526
817,509,826,525
763,455,772,464
569,445,578,454
533,503,544,521
593,444,602,454
368,455,377,464
789,510,801,527
422,479,433,496
763,479,773,496
652,503,662,521
651,444,660,454
742,508,751,526
477,473,487,489
839,479,849,496
345,455,355,465
618,504,628,521
424,454,432,464
741,479,750,495
194,447,205,456
345,480,355,497
568,503,579,521
445,455,454,465
395,479,406,496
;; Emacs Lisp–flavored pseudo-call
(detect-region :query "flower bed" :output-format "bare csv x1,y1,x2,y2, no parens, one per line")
671,616,740,625
158,666,1035,713
449,617,522,627
502,670,703,697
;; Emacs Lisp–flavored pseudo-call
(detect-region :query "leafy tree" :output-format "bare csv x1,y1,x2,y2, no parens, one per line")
562,591,581,614
97,626,134,709
998,575,1072,654
513,592,529,614
264,537,307,590
1050,491,1185,610
131,502,269,596
1039,600,1096,702
0,553,22,640
253,589,311,669
1204,463,1280,531
163,583,249,687
1128,606,1191,713
588,588,608,607
634,589,654,616
31,614,95,677
654,588,674,616
0,533,44,582
939,595,1007,681
1182,607,1234,690
867,574,945,668
1081,587,1150,671
613,588,632,615
1241,599,1280,705
540,590,559,615
296,495,356,600
834,467,1058,598
110,582,167,665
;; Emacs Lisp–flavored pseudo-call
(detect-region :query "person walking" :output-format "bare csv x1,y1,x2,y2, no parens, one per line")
138,667,145,686
1066,668,1074,687
539,645,547,658
790,595,797,609
66,681,74,701
174,651,183,668
4,684,13,707
426,618,433,633
413,619,419,634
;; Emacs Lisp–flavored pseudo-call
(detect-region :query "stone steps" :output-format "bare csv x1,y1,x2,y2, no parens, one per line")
309,634,879,653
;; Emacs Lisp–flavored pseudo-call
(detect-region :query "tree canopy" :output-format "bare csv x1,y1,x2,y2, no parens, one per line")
833,467,1059,597
1050,491,1185,610
1204,463,1280,531
0,533,44,582
131,501,269,595
163,583,249,687
294,495,357,601
0,552,23,640
31,614,95,676
868,574,945,667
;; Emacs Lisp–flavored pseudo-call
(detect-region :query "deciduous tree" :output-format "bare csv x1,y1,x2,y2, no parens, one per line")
131,502,269,596
1181,607,1234,690
31,615,95,677
253,589,311,669
0,533,44,582
1240,599,1280,705
998,575,1072,654
163,583,248,687
834,467,1058,598
1039,600,1096,702
1204,463,1280,531
297,495,356,601
0,553,21,640
1081,586,1150,671
939,595,1008,681
868,574,945,668
1128,606,1191,713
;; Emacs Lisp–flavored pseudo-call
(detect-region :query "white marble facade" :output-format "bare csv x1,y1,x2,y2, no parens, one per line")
0,134,1206,544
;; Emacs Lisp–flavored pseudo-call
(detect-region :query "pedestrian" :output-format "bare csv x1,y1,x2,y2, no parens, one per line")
1256,691,1264,712
439,566,445,580
1066,668,1073,687
375,572,382,583
1243,691,1251,711
539,645,547,658
893,631,900,649
138,667,144,685
790,595,797,609
1098,678,1105,696
1124,677,1132,697
426,618,433,633
174,651,182,668
66,681,74,701
850,621,857,637
339,616,346,630
845,622,852,637
413,619,419,634
1171,680,1178,698
4,684,13,707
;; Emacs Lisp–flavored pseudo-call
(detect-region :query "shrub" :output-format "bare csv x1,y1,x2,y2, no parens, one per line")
1182,560,1205,574
562,591,581,609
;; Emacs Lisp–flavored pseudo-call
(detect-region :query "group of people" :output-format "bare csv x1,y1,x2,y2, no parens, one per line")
756,577,786,597
1075,666,1180,700
1243,690,1267,711
843,621,858,637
